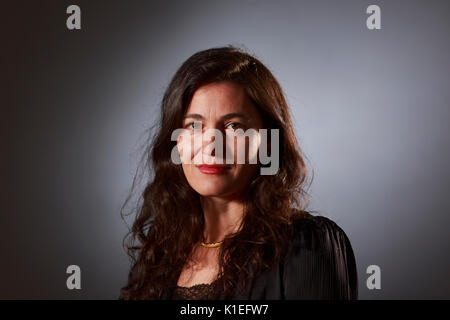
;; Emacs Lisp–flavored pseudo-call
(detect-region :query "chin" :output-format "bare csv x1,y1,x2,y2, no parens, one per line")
193,184,234,197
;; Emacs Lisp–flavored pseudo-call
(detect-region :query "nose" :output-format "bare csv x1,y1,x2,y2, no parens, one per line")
199,127,226,164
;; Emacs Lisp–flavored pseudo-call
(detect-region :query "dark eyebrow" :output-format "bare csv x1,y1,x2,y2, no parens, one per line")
220,113,249,122
183,113,204,120
182,112,249,121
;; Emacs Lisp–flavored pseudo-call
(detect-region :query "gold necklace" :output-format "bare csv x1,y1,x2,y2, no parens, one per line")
200,240,223,248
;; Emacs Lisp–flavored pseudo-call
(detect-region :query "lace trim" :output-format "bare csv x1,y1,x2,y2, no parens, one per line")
172,279,220,300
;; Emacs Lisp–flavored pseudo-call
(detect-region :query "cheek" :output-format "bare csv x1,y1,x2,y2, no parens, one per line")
181,163,195,181
177,131,203,164
225,132,261,164
237,163,258,175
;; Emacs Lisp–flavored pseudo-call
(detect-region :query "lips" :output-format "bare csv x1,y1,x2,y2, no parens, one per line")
196,164,231,175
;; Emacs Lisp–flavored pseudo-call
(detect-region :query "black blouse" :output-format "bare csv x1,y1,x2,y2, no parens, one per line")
167,212,358,300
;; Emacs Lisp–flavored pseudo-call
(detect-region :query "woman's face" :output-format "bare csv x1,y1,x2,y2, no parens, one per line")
178,81,264,198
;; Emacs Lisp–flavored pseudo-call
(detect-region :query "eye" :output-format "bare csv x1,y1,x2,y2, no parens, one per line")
226,122,244,130
186,121,202,130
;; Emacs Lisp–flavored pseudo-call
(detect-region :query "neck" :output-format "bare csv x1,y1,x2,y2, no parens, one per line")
200,194,245,243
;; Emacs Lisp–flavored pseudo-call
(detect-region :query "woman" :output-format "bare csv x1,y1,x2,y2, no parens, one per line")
119,46,358,300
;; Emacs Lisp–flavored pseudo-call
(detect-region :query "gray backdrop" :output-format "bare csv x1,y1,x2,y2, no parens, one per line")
2,0,449,299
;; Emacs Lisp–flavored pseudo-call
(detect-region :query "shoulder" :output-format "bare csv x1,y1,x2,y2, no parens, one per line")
282,210,358,299
288,210,351,253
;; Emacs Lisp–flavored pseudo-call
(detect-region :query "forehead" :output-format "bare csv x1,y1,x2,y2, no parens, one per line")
186,81,257,117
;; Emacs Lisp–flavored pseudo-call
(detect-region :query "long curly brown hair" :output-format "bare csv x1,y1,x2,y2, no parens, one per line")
119,46,311,299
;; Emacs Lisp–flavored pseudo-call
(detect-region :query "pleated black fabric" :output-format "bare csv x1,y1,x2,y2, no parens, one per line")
164,212,358,300
280,212,358,299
